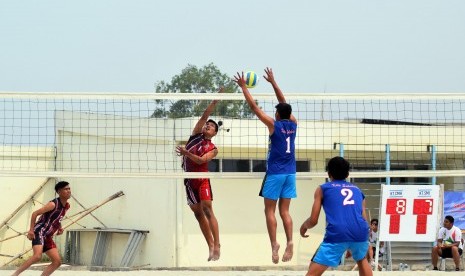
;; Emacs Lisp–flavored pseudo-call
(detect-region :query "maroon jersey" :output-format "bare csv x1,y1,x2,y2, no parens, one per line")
34,198,70,238
182,133,216,172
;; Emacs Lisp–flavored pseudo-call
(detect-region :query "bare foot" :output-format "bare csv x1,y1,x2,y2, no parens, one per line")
272,243,280,264
282,241,293,262
208,246,214,261
212,244,221,261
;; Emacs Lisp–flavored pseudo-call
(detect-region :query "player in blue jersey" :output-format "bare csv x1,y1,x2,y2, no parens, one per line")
300,156,372,276
234,67,297,264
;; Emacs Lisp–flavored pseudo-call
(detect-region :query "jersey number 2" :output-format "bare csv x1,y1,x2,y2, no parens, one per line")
341,188,355,205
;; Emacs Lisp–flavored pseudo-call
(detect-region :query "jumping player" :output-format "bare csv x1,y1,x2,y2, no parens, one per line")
175,88,222,261
12,181,71,276
300,157,372,276
234,68,297,264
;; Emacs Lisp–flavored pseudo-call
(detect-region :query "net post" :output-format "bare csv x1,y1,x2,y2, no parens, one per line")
385,144,391,185
430,145,437,185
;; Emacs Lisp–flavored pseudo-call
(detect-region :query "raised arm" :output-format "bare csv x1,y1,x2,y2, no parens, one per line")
264,67,297,124
264,67,285,103
300,186,323,237
233,72,275,133
192,87,223,135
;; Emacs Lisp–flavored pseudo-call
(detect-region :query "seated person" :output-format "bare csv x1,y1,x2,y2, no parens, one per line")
431,215,463,271
367,218,384,267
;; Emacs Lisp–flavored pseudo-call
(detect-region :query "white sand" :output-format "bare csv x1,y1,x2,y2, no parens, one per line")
0,270,456,276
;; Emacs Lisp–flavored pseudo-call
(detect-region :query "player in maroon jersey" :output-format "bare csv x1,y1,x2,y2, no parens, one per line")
12,181,71,276
175,88,222,261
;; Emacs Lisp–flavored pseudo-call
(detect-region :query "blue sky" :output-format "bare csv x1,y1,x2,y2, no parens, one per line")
1,0,465,93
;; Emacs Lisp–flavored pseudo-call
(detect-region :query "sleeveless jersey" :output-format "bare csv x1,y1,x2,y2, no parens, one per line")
267,120,297,174
320,180,369,243
182,133,217,172
34,198,70,237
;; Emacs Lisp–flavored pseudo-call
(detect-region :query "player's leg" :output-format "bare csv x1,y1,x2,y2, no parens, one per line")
12,245,43,276
308,242,346,276
199,179,220,261
278,198,293,262
451,246,461,270
42,247,61,276
349,241,373,276
431,245,441,269
306,262,328,276
278,174,296,262
260,174,281,264
264,198,279,263
185,181,215,261
355,258,373,276
201,200,220,261
190,202,214,260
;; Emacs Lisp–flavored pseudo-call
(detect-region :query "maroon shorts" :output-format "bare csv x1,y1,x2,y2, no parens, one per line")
184,178,213,205
32,234,56,252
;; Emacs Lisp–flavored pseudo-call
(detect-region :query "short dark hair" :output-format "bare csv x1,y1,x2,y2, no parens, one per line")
55,181,70,192
445,215,455,224
275,103,292,120
326,156,350,180
207,119,219,132
371,218,379,225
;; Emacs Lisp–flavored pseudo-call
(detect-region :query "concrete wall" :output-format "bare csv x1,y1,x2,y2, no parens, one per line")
0,175,326,268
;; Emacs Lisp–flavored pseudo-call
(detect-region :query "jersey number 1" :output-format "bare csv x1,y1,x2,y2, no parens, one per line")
285,137,291,153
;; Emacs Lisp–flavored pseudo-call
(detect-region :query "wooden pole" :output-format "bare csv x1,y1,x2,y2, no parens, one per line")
0,178,50,231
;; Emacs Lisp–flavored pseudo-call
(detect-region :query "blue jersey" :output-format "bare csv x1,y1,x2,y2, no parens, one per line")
320,180,369,243
267,120,297,174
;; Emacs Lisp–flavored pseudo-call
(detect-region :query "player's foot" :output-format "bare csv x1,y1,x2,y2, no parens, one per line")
271,243,280,264
208,246,214,261
282,241,293,262
211,244,220,261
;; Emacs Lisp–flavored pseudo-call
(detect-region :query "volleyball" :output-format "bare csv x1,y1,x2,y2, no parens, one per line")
245,71,258,88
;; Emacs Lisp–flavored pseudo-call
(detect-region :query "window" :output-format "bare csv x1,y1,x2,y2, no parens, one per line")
222,159,250,172
252,160,267,172
297,160,310,172
208,159,219,172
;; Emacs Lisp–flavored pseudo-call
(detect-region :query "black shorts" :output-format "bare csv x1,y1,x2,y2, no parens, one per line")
32,233,56,252
440,247,463,258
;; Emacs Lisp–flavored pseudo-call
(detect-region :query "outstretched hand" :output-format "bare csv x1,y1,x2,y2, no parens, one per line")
263,67,275,83
175,146,186,156
233,72,247,88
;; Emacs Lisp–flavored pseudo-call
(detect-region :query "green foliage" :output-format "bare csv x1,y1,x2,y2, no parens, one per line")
151,63,254,119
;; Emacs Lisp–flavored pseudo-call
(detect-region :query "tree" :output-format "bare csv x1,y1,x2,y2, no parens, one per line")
151,63,254,119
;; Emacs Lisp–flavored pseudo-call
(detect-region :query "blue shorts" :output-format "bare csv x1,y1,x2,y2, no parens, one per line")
312,241,369,267
259,174,296,200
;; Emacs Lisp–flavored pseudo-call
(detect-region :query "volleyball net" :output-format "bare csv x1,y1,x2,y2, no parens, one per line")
1,92,465,179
